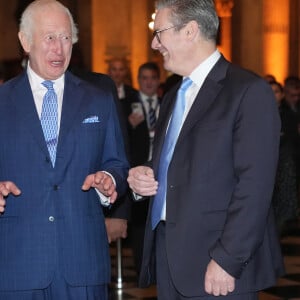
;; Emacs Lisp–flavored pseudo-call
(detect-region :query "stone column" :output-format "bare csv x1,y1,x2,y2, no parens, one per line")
289,0,300,77
215,0,234,61
130,1,149,88
262,0,289,83
91,0,132,74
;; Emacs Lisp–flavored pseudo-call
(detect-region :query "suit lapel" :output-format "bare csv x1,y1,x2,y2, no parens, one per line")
10,71,86,168
11,72,49,157
177,56,229,145
153,56,229,170
56,72,84,160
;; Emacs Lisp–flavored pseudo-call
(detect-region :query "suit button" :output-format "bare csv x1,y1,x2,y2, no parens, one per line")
53,185,59,190
49,216,55,222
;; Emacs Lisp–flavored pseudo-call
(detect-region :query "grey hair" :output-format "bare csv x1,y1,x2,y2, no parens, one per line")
19,0,78,44
155,0,219,41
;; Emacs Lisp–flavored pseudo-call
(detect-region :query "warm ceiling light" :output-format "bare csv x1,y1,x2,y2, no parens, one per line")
148,12,156,31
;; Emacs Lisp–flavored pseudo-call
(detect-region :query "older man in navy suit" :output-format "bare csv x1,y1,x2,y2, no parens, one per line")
128,0,284,299
0,1,128,299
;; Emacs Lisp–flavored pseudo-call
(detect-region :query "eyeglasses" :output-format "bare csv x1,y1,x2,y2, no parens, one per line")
152,25,176,44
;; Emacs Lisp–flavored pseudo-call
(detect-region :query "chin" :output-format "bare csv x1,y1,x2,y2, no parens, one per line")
163,61,171,72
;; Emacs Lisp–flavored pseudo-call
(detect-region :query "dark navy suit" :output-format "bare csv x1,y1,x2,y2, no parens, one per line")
0,70,129,291
139,55,285,297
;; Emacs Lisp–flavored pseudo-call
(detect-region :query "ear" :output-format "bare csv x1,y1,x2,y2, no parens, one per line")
18,31,31,53
185,20,199,40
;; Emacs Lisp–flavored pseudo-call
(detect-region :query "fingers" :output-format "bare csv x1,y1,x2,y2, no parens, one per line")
109,191,118,203
0,181,21,197
127,166,158,196
0,181,21,214
204,260,235,296
82,172,116,201
82,172,112,191
205,277,235,296
81,173,100,190
0,198,6,213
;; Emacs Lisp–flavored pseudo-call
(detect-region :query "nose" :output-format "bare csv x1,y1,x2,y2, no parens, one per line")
52,38,63,54
151,36,160,50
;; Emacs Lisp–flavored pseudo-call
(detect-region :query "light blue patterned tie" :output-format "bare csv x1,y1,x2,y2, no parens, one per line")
151,77,193,229
41,80,58,167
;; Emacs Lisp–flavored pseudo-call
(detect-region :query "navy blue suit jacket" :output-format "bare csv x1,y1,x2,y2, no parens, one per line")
139,55,285,296
0,70,129,291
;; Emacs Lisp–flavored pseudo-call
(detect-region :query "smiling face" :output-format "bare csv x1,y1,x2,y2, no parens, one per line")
151,5,218,77
18,3,73,80
151,8,186,76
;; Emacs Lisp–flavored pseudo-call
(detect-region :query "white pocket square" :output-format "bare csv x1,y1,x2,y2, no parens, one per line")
82,116,100,123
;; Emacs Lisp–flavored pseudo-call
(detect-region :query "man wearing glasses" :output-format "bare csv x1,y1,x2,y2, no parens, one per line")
128,0,284,299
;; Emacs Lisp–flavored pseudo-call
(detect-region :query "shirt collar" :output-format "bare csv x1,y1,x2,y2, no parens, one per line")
189,50,221,87
27,62,65,93
140,91,158,102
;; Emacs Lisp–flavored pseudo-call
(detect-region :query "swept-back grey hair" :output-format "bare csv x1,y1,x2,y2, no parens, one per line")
155,0,219,41
19,0,78,44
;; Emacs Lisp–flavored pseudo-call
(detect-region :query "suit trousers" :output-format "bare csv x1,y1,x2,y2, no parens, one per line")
155,222,258,300
0,268,107,300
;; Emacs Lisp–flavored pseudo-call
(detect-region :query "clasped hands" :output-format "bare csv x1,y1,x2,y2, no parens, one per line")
127,166,158,196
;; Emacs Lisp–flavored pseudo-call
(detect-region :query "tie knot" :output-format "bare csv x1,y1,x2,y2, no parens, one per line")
42,80,54,91
180,77,193,92
147,98,153,107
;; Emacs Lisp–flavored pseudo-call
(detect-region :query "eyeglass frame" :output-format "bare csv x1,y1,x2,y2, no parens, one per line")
152,25,176,44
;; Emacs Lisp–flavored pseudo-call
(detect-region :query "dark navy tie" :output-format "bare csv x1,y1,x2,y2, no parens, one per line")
147,98,156,130
151,77,193,229
41,80,58,167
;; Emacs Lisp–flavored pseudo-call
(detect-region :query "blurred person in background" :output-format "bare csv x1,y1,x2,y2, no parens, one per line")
281,76,300,188
270,81,299,235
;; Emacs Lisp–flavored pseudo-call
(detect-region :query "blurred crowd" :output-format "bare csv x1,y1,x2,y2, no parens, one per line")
265,74,300,234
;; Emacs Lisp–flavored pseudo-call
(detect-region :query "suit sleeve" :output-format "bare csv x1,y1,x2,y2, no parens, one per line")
209,78,281,278
103,79,131,220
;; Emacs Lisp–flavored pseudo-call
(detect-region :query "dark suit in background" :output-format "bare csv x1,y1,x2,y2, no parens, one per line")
120,84,150,167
